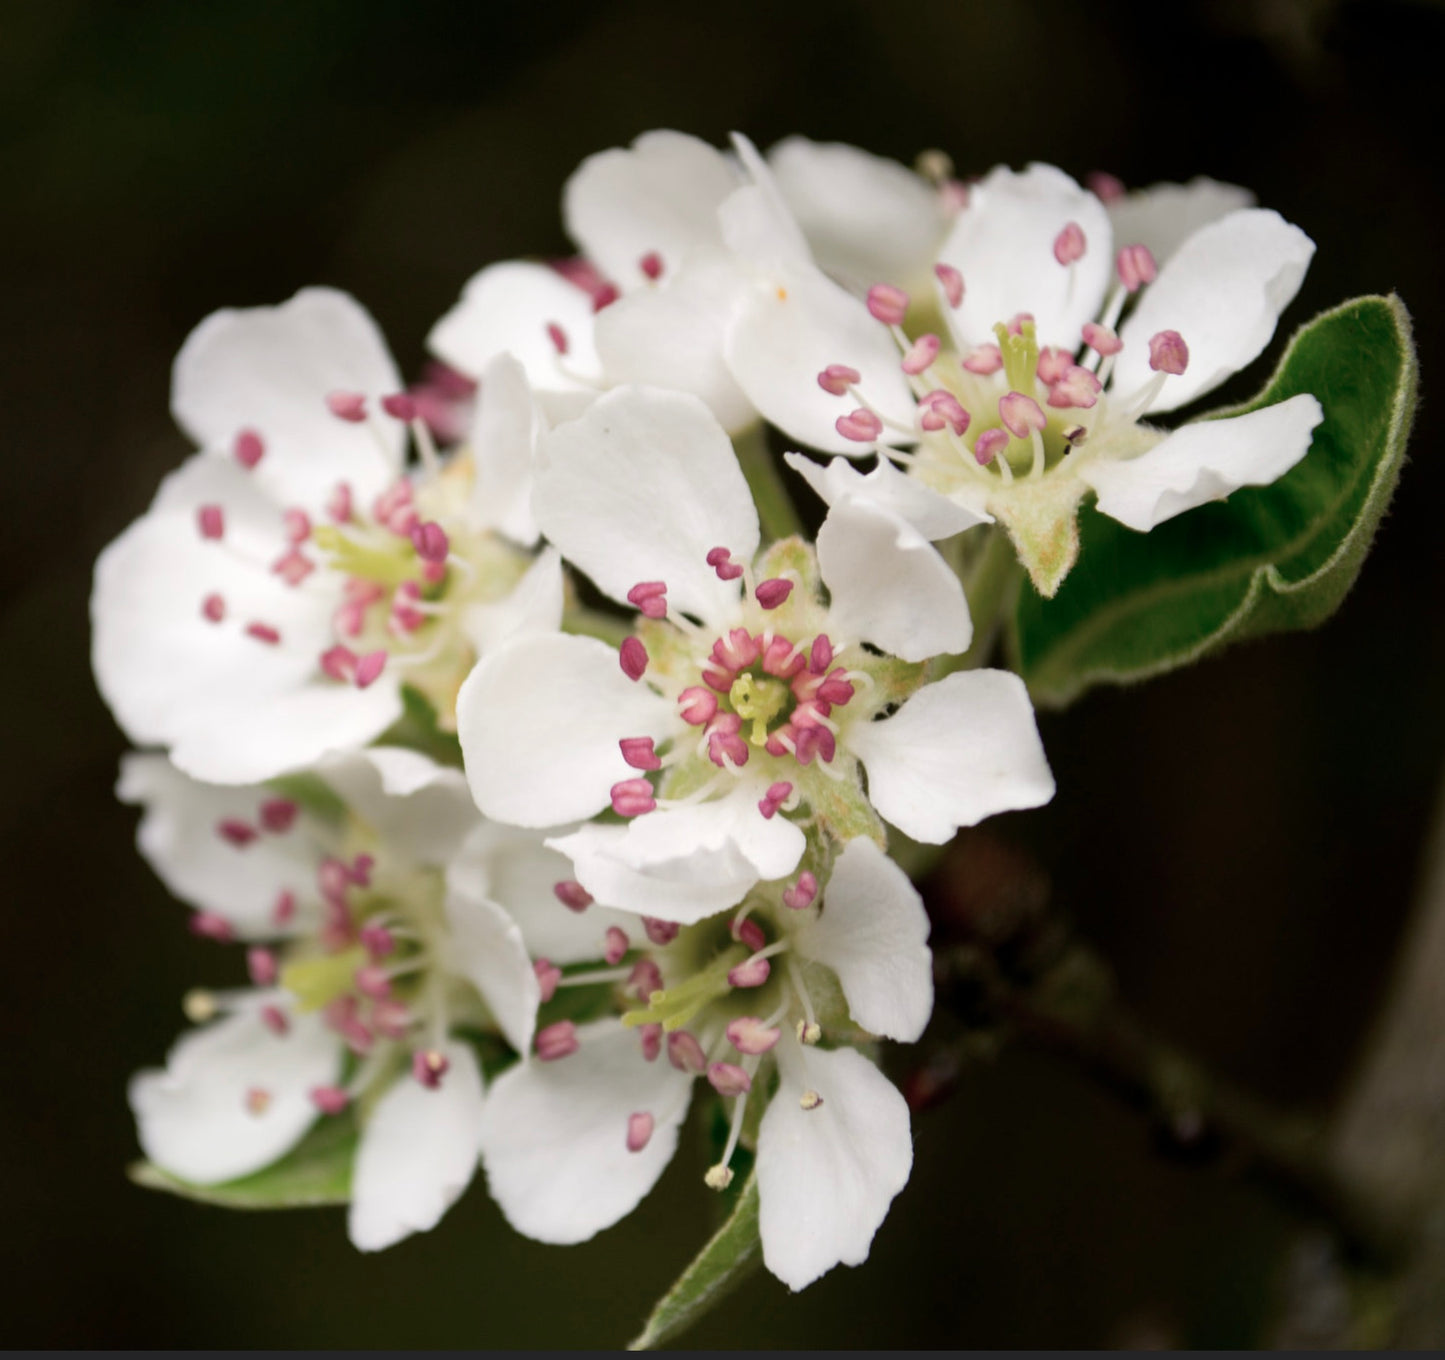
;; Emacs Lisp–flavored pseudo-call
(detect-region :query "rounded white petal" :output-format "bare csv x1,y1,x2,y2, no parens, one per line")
593,255,757,434
937,163,1113,351
427,261,603,393
757,1040,913,1292
548,782,805,922
479,1022,693,1244
850,670,1055,844
117,753,317,937
1113,208,1315,414
1107,177,1255,269
461,546,565,658
794,838,933,1042
784,451,990,539
534,385,758,624
817,498,971,661
317,747,478,866
455,632,671,828
172,287,402,509
348,1041,486,1252
443,891,542,1056
767,135,949,295
129,1005,341,1184
1082,393,1323,532
447,822,635,965
563,129,739,288
725,264,917,456
718,134,814,271
468,352,541,546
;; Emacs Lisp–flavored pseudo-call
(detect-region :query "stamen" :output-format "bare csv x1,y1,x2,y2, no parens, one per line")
866,284,909,326
726,1016,781,1055
754,578,793,610
360,922,395,958
708,1061,753,1096
626,581,668,619
901,333,941,375
999,391,1047,439
1116,243,1157,293
246,622,281,646
1082,321,1122,356
610,779,657,817
705,547,745,582
311,1086,350,1115
355,964,392,1000
411,521,450,563
962,345,1003,375
216,819,258,848
642,917,679,947
546,322,569,356
727,955,771,988
272,890,297,926
666,1029,707,1074
836,409,883,443
918,389,970,435
619,736,662,771
629,957,664,1001
1148,329,1189,375
534,958,561,1003
638,1023,663,1061
233,429,265,469
553,881,593,912
258,798,297,834
189,912,235,943
678,686,718,726
973,428,1009,467
380,393,417,421
619,636,649,681
261,1005,289,1036
1047,365,1103,410
639,251,664,281
326,391,368,423
782,871,818,910
731,913,766,951
412,1048,450,1088
353,650,388,689
758,780,793,820
795,1018,822,1045
1087,170,1126,202
1053,221,1087,265
247,947,278,986
604,926,630,966
327,482,354,523
935,262,964,308
1036,346,1072,386
372,999,411,1040
201,593,226,623
197,505,224,540
704,1164,735,1191
799,1089,825,1111
817,363,861,396
626,1111,655,1152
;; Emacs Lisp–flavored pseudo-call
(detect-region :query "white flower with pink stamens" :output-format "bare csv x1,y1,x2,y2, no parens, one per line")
725,162,1325,595
457,384,1054,922
478,836,930,1291
122,746,591,1252
92,287,562,785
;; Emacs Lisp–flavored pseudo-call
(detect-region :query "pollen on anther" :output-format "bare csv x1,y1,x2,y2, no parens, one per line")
412,1048,450,1089
799,1089,825,1111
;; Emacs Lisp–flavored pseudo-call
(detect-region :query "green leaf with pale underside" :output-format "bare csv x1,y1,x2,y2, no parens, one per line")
629,1171,761,1350
1010,294,1417,706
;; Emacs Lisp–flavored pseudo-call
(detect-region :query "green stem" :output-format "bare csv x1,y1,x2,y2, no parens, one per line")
732,424,803,543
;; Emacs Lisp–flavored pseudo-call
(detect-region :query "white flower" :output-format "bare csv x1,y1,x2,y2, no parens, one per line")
92,287,561,785
478,837,928,1291
456,384,1054,922
122,746,588,1251
726,163,1325,594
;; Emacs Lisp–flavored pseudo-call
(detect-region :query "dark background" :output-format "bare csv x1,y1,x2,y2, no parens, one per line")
3,0,1442,1346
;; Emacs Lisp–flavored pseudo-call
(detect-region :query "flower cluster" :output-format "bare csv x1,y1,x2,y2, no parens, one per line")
95,129,1322,1296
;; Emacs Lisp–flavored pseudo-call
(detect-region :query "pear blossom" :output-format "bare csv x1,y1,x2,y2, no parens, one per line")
725,162,1325,595
121,746,601,1251
457,384,1054,922
92,288,561,785
479,837,928,1291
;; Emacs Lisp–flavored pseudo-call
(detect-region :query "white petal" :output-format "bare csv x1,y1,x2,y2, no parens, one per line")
348,1041,486,1251
724,264,917,456
1107,177,1255,269
316,747,478,866
937,163,1113,351
468,352,541,546
794,839,933,1042
461,546,565,658
817,498,971,661
533,385,758,624
563,130,738,288
455,632,671,828
718,133,813,270
784,451,990,539
172,287,402,509
129,1004,341,1184
757,1039,913,1292
447,822,636,965
1113,208,1315,414
548,782,805,922
850,670,1055,844
427,261,603,393
443,892,541,1056
593,254,758,434
1082,393,1323,532
117,753,317,937
479,1022,693,1244
767,136,949,295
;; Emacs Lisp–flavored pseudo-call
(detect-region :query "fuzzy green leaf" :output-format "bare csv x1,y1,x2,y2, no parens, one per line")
1011,295,1417,706
628,1171,761,1350
128,1111,357,1209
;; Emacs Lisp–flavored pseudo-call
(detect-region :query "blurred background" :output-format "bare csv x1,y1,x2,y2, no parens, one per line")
3,0,1442,1345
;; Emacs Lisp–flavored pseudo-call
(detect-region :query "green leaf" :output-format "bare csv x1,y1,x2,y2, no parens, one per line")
628,1171,761,1350
1010,295,1417,706
128,1111,357,1209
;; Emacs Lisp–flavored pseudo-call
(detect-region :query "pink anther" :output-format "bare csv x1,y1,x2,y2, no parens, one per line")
546,322,569,355
320,645,358,683
783,870,819,910
189,911,235,942
536,1020,579,1062
1047,365,1103,410
758,780,793,820
245,1088,272,1116
311,1086,350,1115
708,1062,753,1096
629,957,664,1001
217,818,258,848
728,955,771,988
534,958,562,1004
902,333,941,375
353,650,388,689
918,389,970,436
372,999,411,1041
245,622,281,645
619,736,661,771
412,1048,450,1088
760,635,806,679
279,508,310,545
604,926,630,966
201,593,226,623
866,283,909,326
233,428,265,469
727,1016,781,1055
327,481,354,523
809,635,833,673
611,779,657,817
591,283,620,311
935,262,964,308
318,857,352,904
639,1023,663,1062
755,578,793,610
381,392,417,422
626,1111,655,1152
411,521,450,563
1053,220,1087,265
1036,346,1071,386
705,546,745,581
706,713,749,769
1116,243,1157,293
272,890,296,926
197,505,224,540
271,548,315,587
326,391,368,423
973,427,1009,466
355,964,392,1001
1148,329,1189,375
1087,170,1126,202
247,947,279,986
261,1005,289,1036
627,580,668,618
360,922,395,958
678,686,718,726
836,408,883,443
1082,321,1123,356
817,363,861,397
962,344,1004,375
731,915,766,951
618,636,649,681
711,628,760,674
999,391,1047,438
793,724,837,766
639,251,664,281
348,854,374,887
642,916,680,947
667,1029,707,1074
553,880,593,912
